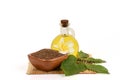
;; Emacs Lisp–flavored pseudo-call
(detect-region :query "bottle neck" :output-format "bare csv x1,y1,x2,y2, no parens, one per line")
60,27,69,36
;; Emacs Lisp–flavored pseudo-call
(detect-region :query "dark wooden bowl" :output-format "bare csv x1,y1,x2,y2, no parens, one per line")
28,52,68,71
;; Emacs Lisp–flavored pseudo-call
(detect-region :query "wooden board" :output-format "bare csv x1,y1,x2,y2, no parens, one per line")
26,62,96,75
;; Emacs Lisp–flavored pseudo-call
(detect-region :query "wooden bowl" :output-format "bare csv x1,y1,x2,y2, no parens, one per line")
28,51,68,71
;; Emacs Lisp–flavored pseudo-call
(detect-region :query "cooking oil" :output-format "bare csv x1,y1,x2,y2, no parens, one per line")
51,19,79,57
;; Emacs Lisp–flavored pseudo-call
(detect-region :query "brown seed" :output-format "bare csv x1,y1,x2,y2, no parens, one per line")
31,49,64,59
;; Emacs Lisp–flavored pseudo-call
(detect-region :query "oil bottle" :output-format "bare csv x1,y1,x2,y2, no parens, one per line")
51,19,79,57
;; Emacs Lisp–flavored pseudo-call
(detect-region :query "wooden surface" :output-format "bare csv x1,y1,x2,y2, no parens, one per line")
26,62,96,75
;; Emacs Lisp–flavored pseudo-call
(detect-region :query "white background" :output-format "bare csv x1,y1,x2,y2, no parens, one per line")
0,0,120,80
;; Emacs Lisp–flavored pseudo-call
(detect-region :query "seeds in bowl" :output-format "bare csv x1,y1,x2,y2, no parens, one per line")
31,49,65,59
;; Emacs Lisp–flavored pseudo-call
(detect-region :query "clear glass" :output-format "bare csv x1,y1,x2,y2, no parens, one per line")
51,26,79,57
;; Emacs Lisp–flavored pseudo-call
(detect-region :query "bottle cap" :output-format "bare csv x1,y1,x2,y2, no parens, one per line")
61,19,69,27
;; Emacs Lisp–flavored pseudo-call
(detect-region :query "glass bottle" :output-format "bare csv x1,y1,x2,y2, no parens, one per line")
51,19,79,57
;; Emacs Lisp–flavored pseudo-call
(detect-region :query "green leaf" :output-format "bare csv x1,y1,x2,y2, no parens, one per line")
78,51,89,58
87,58,106,63
77,58,106,64
61,55,87,76
77,63,87,72
61,51,109,76
77,51,106,64
86,64,109,74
